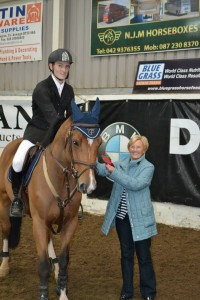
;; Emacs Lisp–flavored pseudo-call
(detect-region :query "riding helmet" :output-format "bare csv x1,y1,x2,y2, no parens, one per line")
48,48,73,64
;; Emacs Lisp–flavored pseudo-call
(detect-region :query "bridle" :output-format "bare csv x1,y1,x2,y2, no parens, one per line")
67,123,99,177
43,123,99,234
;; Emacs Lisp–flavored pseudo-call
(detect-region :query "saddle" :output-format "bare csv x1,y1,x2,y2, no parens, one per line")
8,144,44,187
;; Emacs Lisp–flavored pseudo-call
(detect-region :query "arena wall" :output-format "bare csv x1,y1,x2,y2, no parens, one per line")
82,195,200,230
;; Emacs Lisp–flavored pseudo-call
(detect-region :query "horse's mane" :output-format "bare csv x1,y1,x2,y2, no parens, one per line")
41,116,68,148
41,103,98,148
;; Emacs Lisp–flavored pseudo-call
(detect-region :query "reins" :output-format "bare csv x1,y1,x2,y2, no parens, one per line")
43,123,98,234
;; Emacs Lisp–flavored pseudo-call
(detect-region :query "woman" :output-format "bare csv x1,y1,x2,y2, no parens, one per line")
96,135,157,300
10,48,74,217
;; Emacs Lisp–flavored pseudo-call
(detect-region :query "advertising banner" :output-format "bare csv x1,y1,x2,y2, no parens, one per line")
88,100,200,208
0,99,85,148
133,58,200,93
1,99,200,208
91,0,200,56
0,100,31,147
0,1,43,63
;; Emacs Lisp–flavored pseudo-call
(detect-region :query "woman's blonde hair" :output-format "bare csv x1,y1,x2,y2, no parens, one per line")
127,134,149,153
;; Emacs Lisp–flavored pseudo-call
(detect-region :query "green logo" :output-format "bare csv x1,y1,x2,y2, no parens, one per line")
98,29,121,45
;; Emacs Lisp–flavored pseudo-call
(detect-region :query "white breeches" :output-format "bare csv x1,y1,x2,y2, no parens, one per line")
12,140,35,172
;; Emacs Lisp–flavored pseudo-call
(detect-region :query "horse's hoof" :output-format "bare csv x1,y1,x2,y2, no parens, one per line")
58,289,69,300
0,267,10,277
39,285,48,300
59,292,69,300
39,293,48,300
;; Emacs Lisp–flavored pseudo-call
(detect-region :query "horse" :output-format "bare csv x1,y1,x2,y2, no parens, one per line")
0,99,102,300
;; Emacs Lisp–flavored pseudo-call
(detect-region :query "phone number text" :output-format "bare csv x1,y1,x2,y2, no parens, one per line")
96,41,199,55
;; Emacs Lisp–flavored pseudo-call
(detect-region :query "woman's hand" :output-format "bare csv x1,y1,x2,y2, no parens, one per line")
105,163,114,173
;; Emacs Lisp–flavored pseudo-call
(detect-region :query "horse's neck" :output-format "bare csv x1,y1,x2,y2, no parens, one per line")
49,118,72,165
48,143,71,168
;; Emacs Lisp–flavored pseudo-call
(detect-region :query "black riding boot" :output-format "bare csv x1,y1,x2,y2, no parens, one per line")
10,167,24,218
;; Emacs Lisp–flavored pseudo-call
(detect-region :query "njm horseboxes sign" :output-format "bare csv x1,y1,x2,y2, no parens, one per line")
91,0,200,56
133,58,200,93
0,1,43,63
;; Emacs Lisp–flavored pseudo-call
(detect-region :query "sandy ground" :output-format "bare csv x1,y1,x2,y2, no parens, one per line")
0,212,200,300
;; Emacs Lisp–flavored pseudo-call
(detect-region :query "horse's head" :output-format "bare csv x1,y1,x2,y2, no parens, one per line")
68,98,102,194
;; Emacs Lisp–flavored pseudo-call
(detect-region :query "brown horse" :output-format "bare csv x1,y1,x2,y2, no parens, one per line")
0,100,102,300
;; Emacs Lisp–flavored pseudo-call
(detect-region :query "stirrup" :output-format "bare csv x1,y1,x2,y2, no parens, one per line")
10,198,25,218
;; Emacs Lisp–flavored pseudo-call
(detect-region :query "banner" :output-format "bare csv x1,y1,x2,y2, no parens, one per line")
0,1,43,63
0,99,85,148
88,100,200,208
133,58,200,93
91,0,200,56
0,100,31,147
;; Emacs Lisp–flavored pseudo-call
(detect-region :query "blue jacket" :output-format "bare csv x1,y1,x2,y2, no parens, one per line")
96,154,157,241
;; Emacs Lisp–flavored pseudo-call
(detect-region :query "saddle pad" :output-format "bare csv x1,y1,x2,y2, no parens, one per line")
8,149,43,187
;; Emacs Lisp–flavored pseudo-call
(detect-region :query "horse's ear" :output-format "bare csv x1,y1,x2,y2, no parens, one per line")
71,99,83,122
91,97,100,120
71,97,101,138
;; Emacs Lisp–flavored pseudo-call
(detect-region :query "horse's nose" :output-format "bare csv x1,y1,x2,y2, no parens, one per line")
79,183,87,194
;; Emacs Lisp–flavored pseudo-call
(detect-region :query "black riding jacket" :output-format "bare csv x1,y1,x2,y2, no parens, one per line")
23,75,74,144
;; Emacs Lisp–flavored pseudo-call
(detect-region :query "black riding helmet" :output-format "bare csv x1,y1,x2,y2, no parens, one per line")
48,48,73,80
48,48,73,64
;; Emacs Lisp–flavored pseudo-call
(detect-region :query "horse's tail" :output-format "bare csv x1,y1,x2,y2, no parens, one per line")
8,217,22,249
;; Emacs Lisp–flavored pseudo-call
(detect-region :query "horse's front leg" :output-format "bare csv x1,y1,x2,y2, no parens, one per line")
0,200,11,277
48,238,59,281
56,216,78,300
0,238,9,277
56,247,69,300
33,218,51,300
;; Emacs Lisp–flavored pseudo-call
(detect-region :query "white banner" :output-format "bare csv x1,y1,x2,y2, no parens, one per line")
0,99,32,148
0,1,43,63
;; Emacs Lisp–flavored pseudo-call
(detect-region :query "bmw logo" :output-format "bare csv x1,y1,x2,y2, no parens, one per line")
98,122,140,163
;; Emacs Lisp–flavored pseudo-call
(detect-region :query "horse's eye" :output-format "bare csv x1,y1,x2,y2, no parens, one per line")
73,140,79,146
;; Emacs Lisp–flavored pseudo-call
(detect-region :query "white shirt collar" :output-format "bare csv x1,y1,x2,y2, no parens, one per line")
51,74,65,96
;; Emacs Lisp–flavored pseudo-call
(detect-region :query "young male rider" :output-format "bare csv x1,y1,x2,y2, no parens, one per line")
10,48,74,217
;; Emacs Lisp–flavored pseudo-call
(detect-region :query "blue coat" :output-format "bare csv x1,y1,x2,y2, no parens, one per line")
96,154,157,241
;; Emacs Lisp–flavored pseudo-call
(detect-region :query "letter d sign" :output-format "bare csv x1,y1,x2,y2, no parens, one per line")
170,119,200,155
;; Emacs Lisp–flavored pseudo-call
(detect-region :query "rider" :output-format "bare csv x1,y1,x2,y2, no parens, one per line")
10,48,74,218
